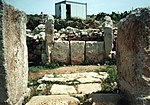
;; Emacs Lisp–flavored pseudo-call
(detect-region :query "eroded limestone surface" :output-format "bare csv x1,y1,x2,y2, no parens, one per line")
117,8,150,105
26,95,80,105
0,1,28,104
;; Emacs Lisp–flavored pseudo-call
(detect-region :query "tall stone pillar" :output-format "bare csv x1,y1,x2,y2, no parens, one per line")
117,8,150,105
103,16,113,58
0,0,28,105
45,15,54,63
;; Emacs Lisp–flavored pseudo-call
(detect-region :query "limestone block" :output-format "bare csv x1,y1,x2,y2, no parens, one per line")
104,27,113,56
71,41,85,65
51,41,69,64
76,77,101,83
0,1,28,104
37,76,67,83
77,83,102,94
50,84,77,95
102,16,113,57
45,15,54,63
26,95,80,105
45,15,54,44
117,8,150,104
86,41,104,63
38,72,108,85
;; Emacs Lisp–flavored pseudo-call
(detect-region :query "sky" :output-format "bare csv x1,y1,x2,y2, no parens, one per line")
4,0,150,15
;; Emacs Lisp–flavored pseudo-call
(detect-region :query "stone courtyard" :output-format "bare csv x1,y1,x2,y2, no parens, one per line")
27,68,120,105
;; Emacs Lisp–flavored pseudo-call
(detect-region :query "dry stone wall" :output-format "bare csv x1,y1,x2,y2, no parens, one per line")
117,8,150,105
27,35,44,66
0,1,28,105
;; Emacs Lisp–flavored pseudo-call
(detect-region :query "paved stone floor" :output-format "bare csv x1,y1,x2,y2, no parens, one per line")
27,71,121,105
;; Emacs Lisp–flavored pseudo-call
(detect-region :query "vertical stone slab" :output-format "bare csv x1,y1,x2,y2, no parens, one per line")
103,16,113,58
0,1,28,105
45,15,54,63
0,1,8,104
117,8,150,105
86,41,104,63
71,41,85,65
51,41,70,64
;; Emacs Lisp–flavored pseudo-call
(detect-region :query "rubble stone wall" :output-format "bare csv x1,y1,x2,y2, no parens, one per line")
27,35,44,66
117,8,150,105
0,1,28,105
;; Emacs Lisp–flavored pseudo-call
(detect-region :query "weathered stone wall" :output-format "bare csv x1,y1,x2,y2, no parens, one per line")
71,41,85,65
86,41,104,63
117,8,150,105
51,41,105,65
0,1,28,105
51,41,70,64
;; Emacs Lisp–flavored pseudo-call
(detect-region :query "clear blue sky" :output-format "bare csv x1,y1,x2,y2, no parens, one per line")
4,0,150,15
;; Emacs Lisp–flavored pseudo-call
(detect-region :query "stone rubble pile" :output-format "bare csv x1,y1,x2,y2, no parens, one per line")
54,27,104,41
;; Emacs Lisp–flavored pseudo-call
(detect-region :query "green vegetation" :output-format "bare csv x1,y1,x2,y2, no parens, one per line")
27,14,42,30
95,11,131,23
96,65,117,83
29,62,63,73
96,65,118,92
27,11,131,31
80,60,94,65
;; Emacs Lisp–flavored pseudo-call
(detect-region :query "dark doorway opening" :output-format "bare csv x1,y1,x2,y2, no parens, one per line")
66,4,71,19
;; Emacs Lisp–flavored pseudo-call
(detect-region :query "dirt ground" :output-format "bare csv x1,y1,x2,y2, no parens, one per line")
29,65,107,79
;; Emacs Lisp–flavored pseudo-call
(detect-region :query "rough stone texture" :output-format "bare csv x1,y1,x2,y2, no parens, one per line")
26,95,80,105
71,41,85,65
51,41,70,64
26,35,44,66
86,93,123,105
38,72,108,85
103,16,113,57
0,1,28,105
50,84,77,95
77,83,102,94
117,8,150,105
86,41,104,63
37,84,46,91
45,15,54,63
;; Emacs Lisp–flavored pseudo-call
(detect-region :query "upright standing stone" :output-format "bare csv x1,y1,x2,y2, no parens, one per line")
51,41,70,64
71,41,85,65
103,16,113,58
117,8,150,105
0,1,28,105
86,41,104,63
45,15,54,63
